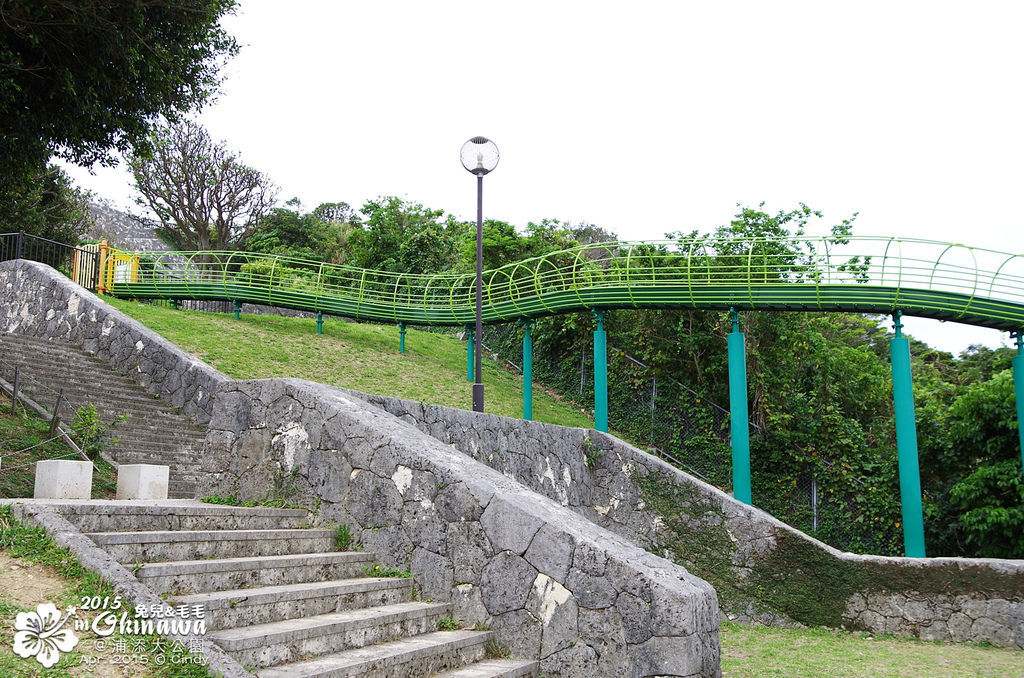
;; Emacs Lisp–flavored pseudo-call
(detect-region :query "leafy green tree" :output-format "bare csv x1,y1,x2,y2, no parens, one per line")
244,198,357,263
458,219,523,271
950,459,1024,558
130,121,278,251
311,202,360,226
0,164,93,244
0,0,238,180
348,197,462,274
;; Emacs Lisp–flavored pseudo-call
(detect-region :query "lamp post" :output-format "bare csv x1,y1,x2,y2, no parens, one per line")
461,136,499,412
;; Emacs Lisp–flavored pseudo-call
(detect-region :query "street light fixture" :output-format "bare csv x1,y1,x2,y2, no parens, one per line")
460,136,499,412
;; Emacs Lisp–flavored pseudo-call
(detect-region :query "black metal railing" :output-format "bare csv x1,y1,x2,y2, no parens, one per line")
0,231,101,291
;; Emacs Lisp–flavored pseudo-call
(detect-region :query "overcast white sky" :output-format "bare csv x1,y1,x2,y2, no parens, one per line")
64,1,1024,354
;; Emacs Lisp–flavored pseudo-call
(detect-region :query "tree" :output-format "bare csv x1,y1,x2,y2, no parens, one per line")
244,198,357,263
348,197,462,274
0,0,238,180
0,164,93,244
311,202,360,226
130,121,278,251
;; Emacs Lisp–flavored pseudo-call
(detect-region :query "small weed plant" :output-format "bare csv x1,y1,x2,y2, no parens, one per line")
437,616,460,631
334,524,352,551
71,404,127,460
364,563,413,578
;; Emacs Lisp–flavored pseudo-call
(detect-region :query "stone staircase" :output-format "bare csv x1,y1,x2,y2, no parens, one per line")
0,333,205,497
63,501,539,678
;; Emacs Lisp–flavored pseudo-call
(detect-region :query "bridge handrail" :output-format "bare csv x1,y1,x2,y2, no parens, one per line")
107,236,1024,330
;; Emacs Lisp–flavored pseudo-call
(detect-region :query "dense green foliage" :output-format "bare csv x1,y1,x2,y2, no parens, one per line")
243,198,359,263
1,1,237,243
1,0,237,175
344,196,461,274
0,165,93,244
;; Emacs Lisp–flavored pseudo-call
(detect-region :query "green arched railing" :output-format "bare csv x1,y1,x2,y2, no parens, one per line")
105,236,1024,331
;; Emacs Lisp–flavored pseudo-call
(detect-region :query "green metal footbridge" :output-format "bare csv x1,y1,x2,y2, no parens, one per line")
100,235,1024,558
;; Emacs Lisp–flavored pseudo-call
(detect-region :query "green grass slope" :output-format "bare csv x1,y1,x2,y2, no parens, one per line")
105,298,593,428
0,395,117,499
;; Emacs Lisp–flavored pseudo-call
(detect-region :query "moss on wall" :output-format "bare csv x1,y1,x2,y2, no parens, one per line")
636,468,1024,629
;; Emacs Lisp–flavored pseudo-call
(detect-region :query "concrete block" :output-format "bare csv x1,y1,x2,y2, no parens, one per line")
34,460,93,499
116,464,170,500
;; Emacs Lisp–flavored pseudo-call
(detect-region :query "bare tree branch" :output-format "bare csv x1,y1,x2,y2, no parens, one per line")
130,121,278,253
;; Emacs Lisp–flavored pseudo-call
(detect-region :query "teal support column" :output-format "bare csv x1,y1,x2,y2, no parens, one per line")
316,311,323,334
172,299,180,310
728,308,752,505
399,323,406,354
521,319,533,420
1013,333,1024,479
593,310,608,432
233,300,241,320
466,325,474,382
890,311,926,558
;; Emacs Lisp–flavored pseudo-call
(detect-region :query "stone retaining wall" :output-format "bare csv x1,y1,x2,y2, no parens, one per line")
200,379,722,677
0,260,228,424
341,391,1024,649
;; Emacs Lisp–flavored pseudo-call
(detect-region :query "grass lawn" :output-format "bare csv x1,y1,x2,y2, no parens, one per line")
0,506,211,676
105,298,593,428
721,622,1024,677
0,394,116,499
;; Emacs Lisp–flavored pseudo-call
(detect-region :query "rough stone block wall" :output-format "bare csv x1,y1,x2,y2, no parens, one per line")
201,379,722,678
0,260,228,424
342,391,1024,649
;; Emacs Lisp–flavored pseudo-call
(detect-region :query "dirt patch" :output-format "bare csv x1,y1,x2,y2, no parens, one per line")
0,552,159,677
0,551,68,611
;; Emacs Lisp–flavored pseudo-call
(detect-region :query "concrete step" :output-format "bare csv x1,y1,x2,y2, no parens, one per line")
135,552,375,595
431,660,541,678
20,387,169,414
102,420,205,436
8,370,166,404
210,601,452,668
111,435,203,447
0,338,155,375
86,528,335,562
53,501,307,533
255,629,492,678
114,450,201,464
169,577,413,629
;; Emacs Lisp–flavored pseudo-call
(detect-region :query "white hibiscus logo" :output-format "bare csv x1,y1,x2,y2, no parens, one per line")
12,603,79,668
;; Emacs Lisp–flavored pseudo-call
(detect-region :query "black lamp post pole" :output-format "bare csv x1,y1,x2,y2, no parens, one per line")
473,173,485,412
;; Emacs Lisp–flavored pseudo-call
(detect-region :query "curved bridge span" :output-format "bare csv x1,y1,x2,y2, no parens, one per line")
105,236,1024,331
100,234,1024,558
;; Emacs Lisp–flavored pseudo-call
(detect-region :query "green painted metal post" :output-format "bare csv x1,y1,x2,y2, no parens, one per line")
890,311,926,558
1013,333,1024,479
399,323,406,354
521,319,533,420
316,311,323,334
466,325,474,382
728,308,752,505
172,299,180,310
233,300,241,320
593,310,608,432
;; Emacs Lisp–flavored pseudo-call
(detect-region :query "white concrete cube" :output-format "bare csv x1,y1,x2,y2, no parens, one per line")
116,464,169,500
34,460,93,499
